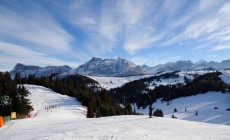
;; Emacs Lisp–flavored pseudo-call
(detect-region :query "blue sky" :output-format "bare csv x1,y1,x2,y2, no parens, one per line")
0,0,230,71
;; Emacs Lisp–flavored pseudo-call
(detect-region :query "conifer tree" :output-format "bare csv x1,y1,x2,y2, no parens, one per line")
87,102,94,118
13,86,32,115
14,72,22,84
195,110,198,116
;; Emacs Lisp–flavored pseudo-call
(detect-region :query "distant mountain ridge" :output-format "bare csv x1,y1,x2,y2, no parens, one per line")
144,59,230,74
10,63,72,77
9,58,230,77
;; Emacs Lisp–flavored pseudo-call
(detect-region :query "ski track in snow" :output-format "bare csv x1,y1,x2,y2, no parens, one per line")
1,85,230,140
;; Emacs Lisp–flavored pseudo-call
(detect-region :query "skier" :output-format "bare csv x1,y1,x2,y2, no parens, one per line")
149,104,153,118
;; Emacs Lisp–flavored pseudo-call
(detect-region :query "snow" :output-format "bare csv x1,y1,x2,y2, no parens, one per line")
146,70,217,89
133,92,230,125
147,74,186,89
23,85,87,119
180,70,215,75
87,75,153,90
1,85,230,139
220,74,230,85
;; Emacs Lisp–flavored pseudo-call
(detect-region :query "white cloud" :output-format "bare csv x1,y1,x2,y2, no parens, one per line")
131,53,181,67
0,5,73,51
160,1,230,50
123,30,163,54
66,0,119,54
199,0,218,11
0,41,45,57
211,45,230,51
65,0,165,55
185,18,219,39
0,41,80,71
117,0,154,26
208,54,217,58
118,0,163,54
219,2,230,14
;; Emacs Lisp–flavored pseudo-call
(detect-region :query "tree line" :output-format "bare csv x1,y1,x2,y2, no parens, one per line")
15,73,134,117
0,72,32,117
111,72,230,109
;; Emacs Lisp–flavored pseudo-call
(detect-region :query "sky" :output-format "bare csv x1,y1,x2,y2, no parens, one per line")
0,0,230,71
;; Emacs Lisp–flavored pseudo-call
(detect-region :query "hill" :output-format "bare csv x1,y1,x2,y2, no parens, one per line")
24,84,87,119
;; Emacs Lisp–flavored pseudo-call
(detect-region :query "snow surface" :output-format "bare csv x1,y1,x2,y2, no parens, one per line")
146,74,186,89
23,84,87,119
220,74,230,85
133,92,230,125
88,70,213,90
1,85,230,140
87,75,153,89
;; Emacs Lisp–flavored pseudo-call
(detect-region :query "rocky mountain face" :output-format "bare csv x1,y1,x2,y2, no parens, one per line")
145,60,193,74
10,63,72,77
75,57,147,76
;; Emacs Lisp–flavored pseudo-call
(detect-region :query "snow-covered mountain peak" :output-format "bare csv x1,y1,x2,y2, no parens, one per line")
75,57,147,76
195,60,208,65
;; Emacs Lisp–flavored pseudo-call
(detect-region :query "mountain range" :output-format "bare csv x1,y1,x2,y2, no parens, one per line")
144,59,230,73
10,63,72,77
9,58,230,77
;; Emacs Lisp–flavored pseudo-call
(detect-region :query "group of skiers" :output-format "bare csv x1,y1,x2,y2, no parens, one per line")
45,105,59,112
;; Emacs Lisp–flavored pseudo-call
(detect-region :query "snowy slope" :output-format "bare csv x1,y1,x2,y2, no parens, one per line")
220,74,230,85
1,114,230,139
23,84,87,119
146,70,214,89
1,85,230,139
87,75,153,89
133,92,230,125
146,73,189,89
142,70,216,90
88,70,216,90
